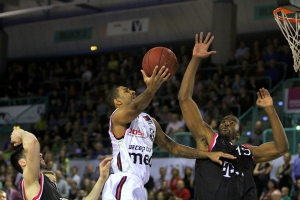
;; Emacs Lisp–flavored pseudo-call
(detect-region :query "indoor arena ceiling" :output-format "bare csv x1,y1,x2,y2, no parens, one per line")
0,0,193,27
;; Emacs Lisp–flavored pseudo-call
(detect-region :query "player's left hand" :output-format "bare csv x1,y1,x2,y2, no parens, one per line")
256,88,273,108
193,32,217,59
207,151,236,165
99,157,112,181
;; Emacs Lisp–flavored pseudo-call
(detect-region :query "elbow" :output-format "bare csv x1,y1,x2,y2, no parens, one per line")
178,93,189,102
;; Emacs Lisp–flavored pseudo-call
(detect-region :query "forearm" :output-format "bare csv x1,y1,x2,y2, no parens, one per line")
265,106,289,153
85,177,106,200
130,88,155,112
178,57,201,100
171,144,209,159
21,131,38,151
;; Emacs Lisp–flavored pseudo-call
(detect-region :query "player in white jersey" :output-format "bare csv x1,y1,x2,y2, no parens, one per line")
103,66,235,200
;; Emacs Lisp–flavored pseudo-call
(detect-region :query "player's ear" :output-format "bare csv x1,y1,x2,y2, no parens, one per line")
114,98,121,106
18,158,26,168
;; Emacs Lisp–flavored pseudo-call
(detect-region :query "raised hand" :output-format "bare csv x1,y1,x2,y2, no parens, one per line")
193,32,217,59
206,151,236,165
256,88,273,108
141,66,170,92
11,126,23,146
99,157,112,181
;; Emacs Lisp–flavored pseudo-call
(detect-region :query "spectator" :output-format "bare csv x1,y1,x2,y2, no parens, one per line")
56,169,69,198
183,166,194,199
235,41,250,63
173,180,191,200
292,179,300,200
260,179,279,200
154,167,169,191
65,137,78,158
292,144,300,186
222,87,236,106
169,167,181,192
276,152,293,190
247,120,264,146
51,135,64,157
266,59,281,86
68,180,78,200
165,113,186,137
70,166,81,189
281,186,292,200
255,162,273,198
232,74,246,93
82,164,97,182
4,180,20,200
158,105,173,124
271,189,282,200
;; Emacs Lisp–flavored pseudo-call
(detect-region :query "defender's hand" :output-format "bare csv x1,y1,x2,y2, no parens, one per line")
99,157,112,181
141,66,170,92
207,151,236,165
193,32,217,59
256,88,273,108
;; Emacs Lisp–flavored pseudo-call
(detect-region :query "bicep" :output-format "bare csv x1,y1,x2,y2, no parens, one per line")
179,98,213,139
248,142,283,163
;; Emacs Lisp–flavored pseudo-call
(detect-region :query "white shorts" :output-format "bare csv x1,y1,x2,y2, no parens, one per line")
102,173,147,200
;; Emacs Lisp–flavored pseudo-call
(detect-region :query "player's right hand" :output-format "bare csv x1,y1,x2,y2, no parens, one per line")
10,127,23,146
207,151,236,165
141,66,170,92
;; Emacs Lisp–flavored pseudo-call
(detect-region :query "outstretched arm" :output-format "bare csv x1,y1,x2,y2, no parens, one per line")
153,118,235,165
10,127,40,191
113,67,169,123
248,88,288,163
178,32,217,149
85,157,112,200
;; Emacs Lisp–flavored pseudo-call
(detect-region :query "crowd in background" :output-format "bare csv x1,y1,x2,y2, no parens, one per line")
0,36,298,199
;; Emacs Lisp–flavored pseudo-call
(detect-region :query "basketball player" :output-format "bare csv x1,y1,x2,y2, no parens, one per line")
178,32,289,199
102,66,235,199
10,127,112,200
10,128,62,200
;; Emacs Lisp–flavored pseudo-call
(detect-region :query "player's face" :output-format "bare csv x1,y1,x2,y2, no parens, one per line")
218,115,240,141
118,86,136,104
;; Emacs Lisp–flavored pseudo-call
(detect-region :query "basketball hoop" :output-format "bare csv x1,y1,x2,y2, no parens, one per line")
274,7,300,72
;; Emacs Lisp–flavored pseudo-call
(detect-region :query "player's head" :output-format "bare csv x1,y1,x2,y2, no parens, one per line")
0,190,6,200
218,115,243,142
10,146,46,173
105,86,136,111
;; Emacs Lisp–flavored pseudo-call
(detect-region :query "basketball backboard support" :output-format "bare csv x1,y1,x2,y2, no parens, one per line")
277,0,300,11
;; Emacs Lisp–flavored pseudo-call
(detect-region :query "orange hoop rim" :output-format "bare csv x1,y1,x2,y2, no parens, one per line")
274,7,300,23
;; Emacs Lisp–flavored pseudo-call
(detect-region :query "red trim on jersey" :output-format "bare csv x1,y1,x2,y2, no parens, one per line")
242,144,255,162
110,111,126,140
208,133,218,152
115,176,127,200
117,152,122,171
22,172,44,200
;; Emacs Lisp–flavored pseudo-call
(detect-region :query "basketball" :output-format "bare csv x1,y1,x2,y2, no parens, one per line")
142,47,178,78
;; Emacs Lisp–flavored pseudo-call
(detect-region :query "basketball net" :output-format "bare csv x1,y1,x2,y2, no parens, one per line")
274,8,300,72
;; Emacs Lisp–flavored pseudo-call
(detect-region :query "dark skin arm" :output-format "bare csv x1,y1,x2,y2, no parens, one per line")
152,118,235,165
178,32,217,150
247,88,289,163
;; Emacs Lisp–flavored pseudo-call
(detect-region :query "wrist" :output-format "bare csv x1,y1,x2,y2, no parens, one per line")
144,88,156,96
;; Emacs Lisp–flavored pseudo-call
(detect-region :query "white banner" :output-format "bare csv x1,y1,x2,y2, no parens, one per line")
106,18,149,36
0,104,45,124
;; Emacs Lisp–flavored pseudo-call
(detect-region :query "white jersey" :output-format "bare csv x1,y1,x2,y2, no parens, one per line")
109,109,156,184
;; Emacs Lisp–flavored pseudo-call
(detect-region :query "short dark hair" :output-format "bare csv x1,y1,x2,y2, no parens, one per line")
10,146,25,174
105,86,120,112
